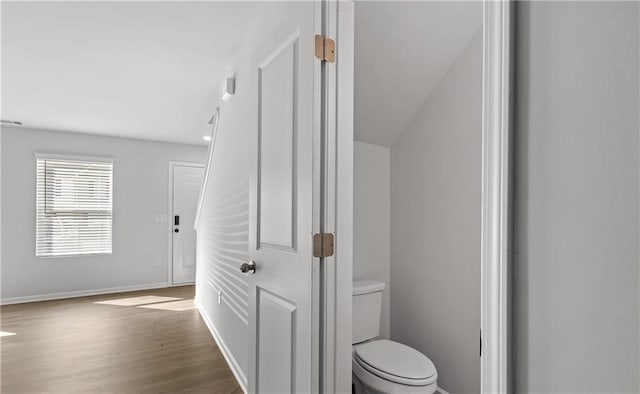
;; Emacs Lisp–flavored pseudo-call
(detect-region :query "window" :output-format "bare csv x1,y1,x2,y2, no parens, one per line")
36,155,113,257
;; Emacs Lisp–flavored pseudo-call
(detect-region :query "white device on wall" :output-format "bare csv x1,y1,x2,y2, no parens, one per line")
222,76,235,102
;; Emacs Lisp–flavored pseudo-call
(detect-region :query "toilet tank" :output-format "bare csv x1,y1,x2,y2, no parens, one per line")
352,280,386,344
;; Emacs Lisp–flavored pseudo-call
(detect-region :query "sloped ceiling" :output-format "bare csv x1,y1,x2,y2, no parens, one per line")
355,1,482,147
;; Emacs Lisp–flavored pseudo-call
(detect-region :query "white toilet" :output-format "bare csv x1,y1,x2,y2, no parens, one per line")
352,280,438,394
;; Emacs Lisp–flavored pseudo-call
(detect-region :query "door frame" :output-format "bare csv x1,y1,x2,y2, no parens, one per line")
167,160,205,286
329,0,514,393
323,1,354,393
480,0,514,392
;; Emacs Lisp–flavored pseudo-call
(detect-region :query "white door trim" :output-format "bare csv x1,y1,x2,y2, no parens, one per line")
329,1,514,391
325,1,354,393
168,161,205,286
480,1,513,393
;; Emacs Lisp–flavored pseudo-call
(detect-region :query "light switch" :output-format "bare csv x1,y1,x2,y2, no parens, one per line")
155,214,167,222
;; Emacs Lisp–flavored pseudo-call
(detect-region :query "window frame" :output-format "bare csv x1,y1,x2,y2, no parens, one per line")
34,153,114,258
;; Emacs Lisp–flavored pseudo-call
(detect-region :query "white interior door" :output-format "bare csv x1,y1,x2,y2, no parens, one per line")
246,2,320,393
171,163,204,285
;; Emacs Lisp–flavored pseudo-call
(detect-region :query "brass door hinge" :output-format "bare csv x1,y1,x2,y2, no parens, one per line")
313,233,334,258
314,35,335,63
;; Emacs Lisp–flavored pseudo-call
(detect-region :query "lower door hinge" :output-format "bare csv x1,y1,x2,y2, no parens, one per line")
313,233,334,258
314,35,336,63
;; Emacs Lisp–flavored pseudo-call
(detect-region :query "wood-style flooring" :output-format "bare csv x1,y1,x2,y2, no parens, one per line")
0,286,242,394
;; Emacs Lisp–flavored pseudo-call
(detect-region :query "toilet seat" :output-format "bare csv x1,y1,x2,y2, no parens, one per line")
353,340,437,386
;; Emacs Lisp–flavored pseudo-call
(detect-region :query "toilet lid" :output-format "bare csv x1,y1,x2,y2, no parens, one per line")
354,340,437,386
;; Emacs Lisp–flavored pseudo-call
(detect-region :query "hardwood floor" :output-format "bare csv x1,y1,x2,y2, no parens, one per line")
0,286,242,394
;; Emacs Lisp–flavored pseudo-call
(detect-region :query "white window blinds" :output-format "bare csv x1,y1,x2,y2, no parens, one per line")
36,156,113,257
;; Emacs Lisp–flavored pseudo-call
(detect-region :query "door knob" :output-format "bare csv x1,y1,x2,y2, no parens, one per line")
240,260,256,274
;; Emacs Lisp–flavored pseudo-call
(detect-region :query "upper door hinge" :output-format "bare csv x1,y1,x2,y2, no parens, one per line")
313,233,335,258
314,35,335,63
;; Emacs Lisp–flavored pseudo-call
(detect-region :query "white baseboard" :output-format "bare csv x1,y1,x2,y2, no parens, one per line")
437,387,451,394
0,282,169,305
195,298,248,394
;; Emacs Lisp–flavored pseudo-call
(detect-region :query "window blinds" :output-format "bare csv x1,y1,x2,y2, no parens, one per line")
36,156,113,257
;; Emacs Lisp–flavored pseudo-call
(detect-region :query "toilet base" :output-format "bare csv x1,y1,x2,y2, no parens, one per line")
352,357,437,394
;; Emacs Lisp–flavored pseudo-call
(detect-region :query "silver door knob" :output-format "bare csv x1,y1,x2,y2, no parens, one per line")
240,260,256,274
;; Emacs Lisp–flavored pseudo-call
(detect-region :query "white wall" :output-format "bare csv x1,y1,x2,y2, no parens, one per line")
0,126,206,302
389,30,482,394
194,4,289,389
354,141,390,339
515,2,639,392
194,63,252,388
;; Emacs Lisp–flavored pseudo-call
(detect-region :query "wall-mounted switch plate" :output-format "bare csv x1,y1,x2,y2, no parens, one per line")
155,214,167,222
155,258,162,266
218,291,222,305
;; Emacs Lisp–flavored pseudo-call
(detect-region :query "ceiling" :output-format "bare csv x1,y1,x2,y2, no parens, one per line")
355,1,482,147
1,1,262,146
2,2,481,148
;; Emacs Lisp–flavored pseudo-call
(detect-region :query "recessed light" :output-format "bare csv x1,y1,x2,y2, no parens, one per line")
203,136,212,142
0,331,16,337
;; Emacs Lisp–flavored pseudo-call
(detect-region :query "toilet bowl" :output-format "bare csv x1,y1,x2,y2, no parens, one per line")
352,281,438,394
352,339,438,394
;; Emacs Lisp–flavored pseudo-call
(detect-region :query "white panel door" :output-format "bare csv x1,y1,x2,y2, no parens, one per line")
247,2,320,393
172,164,204,285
